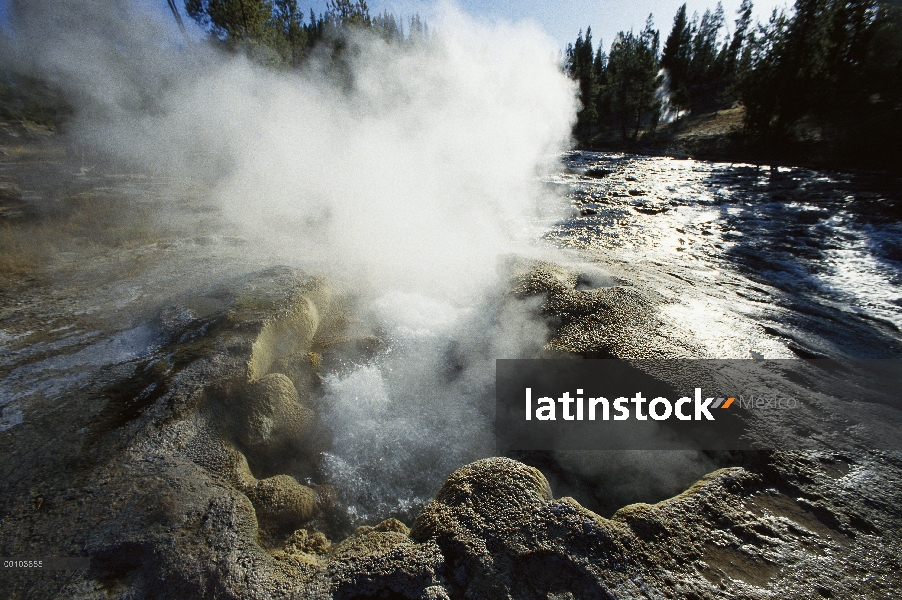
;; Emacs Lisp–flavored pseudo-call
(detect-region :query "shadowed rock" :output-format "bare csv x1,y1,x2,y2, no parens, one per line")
411,458,615,599
330,530,449,600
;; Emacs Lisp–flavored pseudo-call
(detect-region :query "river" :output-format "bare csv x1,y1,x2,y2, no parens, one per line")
547,151,902,360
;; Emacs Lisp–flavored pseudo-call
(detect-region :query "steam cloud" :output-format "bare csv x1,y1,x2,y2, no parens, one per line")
6,0,576,299
4,1,578,520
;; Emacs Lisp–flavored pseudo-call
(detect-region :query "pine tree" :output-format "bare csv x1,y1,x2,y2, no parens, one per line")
566,28,600,136
601,16,661,140
687,3,724,110
373,11,402,44
594,47,609,126
326,0,370,29
273,0,307,66
726,0,753,76
409,14,424,43
576,27,599,132
185,0,274,43
662,4,692,116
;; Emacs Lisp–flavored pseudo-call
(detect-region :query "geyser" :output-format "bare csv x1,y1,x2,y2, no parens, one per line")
3,0,578,524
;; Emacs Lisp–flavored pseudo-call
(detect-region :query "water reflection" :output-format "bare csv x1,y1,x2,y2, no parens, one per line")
548,152,902,359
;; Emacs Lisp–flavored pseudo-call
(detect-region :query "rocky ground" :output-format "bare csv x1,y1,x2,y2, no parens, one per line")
1,261,899,599
1,126,901,599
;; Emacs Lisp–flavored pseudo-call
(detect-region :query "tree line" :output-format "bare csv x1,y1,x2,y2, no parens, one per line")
567,0,902,147
183,0,431,68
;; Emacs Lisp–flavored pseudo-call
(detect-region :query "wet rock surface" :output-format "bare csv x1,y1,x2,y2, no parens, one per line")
1,149,901,598
3,269,900,600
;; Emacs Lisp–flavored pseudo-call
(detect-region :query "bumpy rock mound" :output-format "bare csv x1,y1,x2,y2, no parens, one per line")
247,474,320,528
3,267,900,599
329,528,448,600
512,260,701,358
232,373,314,452
410,454,902,599
166,273,339,539
411,458,603,599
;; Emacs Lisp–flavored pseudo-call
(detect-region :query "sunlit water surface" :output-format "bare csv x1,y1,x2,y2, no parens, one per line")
547,152,902,360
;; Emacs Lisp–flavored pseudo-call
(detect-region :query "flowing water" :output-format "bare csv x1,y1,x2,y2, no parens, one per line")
548,151,902,360
2,151,901,527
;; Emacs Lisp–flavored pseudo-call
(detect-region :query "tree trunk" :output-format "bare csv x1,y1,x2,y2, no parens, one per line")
239,0,250,39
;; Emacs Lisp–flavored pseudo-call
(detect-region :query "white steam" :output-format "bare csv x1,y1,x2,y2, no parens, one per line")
4,1,577,521
655,68,688,124
6,1,576,300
